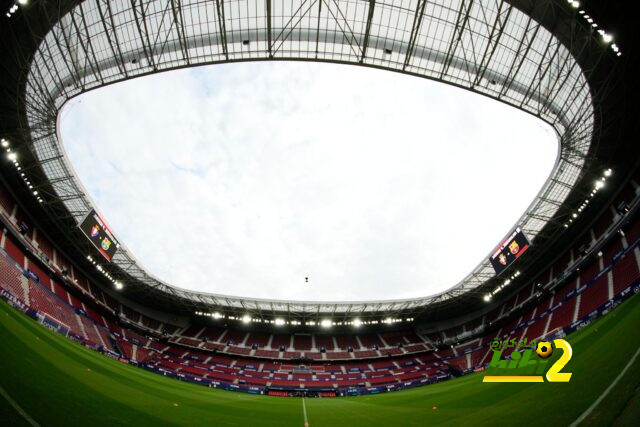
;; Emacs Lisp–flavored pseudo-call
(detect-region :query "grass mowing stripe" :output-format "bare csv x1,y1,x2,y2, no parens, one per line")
0,384,40,427
612,381,640,425
569,344,640,427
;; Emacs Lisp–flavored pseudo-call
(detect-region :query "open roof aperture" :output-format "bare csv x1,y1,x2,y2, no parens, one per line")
60,62,556,301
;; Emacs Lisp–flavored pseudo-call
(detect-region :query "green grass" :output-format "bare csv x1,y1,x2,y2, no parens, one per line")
1,294,639,426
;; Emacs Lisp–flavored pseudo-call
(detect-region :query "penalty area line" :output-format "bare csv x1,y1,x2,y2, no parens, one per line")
570,344,640,427
0,383,40,427
302,397,309,427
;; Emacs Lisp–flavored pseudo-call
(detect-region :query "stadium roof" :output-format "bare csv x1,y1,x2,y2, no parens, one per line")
0,0,634,321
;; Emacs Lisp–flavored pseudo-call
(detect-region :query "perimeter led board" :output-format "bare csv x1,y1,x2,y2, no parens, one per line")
79,209,119,262
490,228,530,275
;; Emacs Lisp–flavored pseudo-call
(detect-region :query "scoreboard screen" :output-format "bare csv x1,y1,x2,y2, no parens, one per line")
78,209,119,262
489,227,530,275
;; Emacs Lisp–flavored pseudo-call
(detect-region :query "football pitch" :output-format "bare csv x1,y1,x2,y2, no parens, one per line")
1,295,639,427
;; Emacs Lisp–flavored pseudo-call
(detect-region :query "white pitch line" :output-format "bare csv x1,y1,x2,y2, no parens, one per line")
0,384,40,427
570,344,640,427
302,397,309,427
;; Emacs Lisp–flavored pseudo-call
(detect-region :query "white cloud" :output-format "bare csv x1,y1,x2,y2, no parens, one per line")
59,61,556,301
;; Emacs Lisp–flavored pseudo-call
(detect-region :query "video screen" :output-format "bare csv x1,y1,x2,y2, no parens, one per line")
489,227,530,275
78,209,119,262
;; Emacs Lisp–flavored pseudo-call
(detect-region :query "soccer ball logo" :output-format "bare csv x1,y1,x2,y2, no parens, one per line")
536,341,553,359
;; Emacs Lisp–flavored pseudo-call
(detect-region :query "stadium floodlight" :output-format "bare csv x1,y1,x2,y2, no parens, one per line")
594,180,605,190
18,0,29,5
569,1,579,8
353,318,362,328
320,319,332,328
212,312,222,319
483,294,491,302
604,168,612,177
602,33,613,43
114,281,123,290
0,140,8,148
274,318,285,326
7,152,17,161
242,315,251,324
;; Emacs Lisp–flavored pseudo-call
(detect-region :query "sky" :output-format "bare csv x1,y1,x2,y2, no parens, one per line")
59,61,557,302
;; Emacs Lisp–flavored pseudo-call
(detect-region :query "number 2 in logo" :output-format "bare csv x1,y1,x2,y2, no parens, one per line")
546,339,573,382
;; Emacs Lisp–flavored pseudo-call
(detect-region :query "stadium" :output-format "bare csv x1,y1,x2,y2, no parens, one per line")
0,0,638,425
